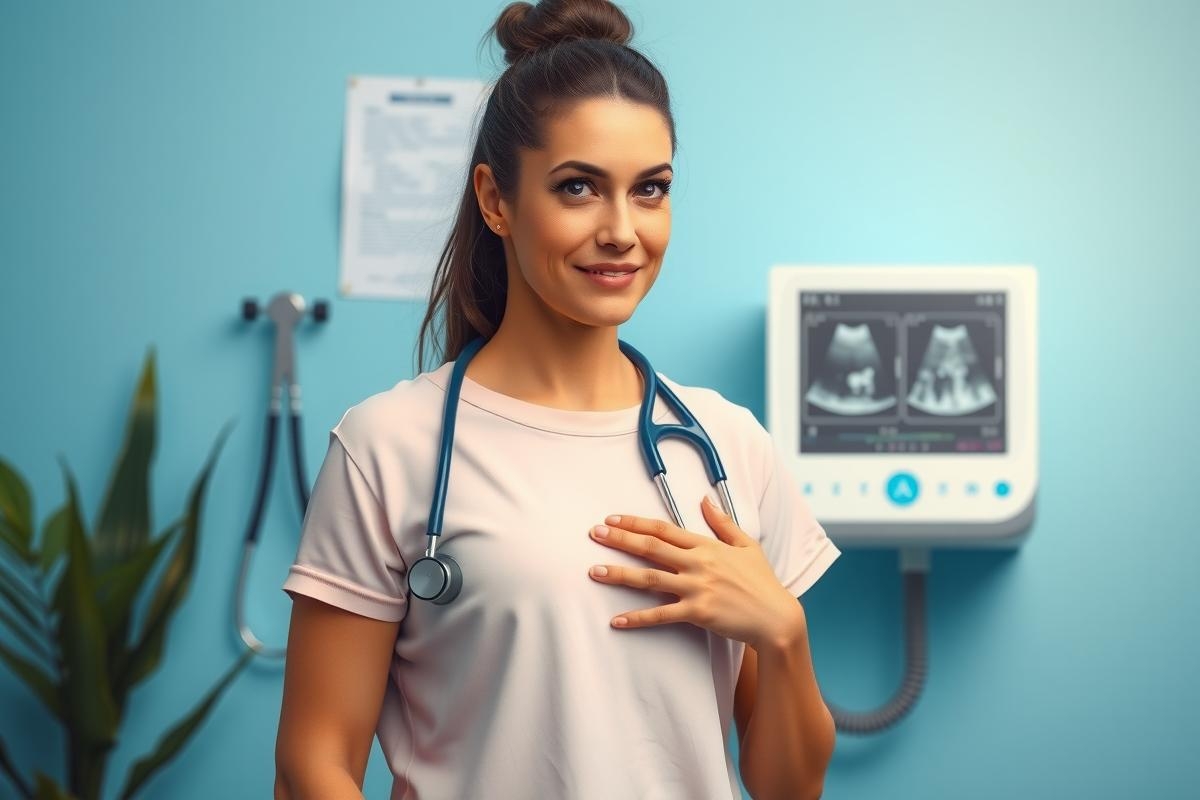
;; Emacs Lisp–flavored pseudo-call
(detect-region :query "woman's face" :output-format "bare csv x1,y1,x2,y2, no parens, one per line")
493,97,673,331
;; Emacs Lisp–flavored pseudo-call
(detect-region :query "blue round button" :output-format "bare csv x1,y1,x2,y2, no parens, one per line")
885,472,920,506
995,480,1011,497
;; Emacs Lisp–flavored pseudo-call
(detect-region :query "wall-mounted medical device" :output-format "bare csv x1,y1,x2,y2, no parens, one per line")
766,265,1039,735
768,265,1038,547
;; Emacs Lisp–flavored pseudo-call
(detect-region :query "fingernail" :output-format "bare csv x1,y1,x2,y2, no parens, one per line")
592,525,609,539
590,565,608,577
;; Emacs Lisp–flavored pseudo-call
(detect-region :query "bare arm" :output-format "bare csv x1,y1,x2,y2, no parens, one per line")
274,594,401,800
737,611,836,800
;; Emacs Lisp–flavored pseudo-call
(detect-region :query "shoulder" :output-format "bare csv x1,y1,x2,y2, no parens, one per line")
330,366,449,461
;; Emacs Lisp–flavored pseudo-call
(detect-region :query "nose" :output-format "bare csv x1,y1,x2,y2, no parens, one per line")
596,199,637,251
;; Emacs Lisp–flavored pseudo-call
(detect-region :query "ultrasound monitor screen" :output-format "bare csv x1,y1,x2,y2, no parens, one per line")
799,291,1007,454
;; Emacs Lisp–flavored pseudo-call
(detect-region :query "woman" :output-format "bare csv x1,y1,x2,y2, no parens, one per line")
274,1,839,798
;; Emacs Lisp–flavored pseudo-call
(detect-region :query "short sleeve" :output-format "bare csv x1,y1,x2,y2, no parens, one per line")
281,430,409,622
751,414,841,598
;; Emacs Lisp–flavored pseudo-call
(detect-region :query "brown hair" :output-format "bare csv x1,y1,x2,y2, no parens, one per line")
413,0,677,372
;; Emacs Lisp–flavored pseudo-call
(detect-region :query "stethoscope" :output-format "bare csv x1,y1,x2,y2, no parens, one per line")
408,335,741,605
237,292,329,657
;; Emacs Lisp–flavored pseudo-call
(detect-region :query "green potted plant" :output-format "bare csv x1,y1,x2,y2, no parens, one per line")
0,348,253,799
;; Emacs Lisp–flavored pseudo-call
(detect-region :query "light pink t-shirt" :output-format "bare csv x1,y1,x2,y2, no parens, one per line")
283,359,839,800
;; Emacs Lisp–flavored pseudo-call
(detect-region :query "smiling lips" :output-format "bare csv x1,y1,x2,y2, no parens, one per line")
576,265,640,289
577,263,640,276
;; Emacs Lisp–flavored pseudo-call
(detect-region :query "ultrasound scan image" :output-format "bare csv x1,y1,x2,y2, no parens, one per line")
804,322,898,415
906,323,997,415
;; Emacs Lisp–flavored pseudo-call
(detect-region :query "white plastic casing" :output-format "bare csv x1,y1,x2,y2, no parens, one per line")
767,265,1038,547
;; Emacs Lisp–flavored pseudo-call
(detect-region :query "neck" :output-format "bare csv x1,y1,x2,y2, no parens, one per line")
463,313,643,413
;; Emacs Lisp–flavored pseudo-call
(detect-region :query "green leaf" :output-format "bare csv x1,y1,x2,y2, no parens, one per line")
38,506,70,572
95,522,176,684
95,521,176,632
117,422,232,694
52,462,119,757
0,458,34,554
92,348,157,574
33,772,76,800
0,562,44,633
1,729,35,800
0,603,53,666
0,638,62,719
0,515,34,566
118,650,252,800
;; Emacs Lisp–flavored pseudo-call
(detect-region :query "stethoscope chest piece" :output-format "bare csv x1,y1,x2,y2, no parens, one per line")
409,553,463,604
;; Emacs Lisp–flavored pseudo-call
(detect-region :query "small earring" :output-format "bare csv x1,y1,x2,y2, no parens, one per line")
495,224,502,232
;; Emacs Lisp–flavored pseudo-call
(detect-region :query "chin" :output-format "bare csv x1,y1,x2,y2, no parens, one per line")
574,304,639,329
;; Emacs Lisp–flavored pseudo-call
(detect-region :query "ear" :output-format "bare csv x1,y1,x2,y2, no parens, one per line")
474,162,508,232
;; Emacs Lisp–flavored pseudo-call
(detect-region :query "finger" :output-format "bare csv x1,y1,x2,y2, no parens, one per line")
701,496,752,545
588,563,686,595
591,523,690,569
610,600,691,629
603,514,702,548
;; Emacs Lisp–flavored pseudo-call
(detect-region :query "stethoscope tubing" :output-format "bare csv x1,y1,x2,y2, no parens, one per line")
237,385,310,658
621,339,740,531
235,292,327,658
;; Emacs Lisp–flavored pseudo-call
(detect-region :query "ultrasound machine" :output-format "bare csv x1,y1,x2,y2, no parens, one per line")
767,265,1039,733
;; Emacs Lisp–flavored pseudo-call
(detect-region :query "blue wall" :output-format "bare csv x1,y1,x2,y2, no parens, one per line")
2,2,1197,798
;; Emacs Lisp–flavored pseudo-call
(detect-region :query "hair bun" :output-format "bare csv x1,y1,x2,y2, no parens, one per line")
492,0,634,66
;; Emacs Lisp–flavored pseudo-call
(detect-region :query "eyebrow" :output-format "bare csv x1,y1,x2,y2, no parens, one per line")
548,160,673,180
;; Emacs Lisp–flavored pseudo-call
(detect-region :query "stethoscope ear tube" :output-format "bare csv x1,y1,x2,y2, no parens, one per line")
619,340,739,529
620,341,729,485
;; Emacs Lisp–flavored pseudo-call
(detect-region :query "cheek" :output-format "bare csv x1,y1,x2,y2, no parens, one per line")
524,203,590,261
545,218,592,258
642,214,671,257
